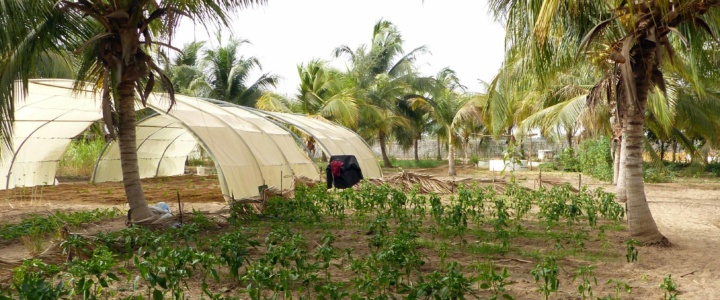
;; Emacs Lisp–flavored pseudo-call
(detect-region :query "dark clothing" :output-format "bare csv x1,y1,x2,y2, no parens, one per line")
326,155,363,189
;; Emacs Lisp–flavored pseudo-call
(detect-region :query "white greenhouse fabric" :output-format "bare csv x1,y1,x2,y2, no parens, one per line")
141,94,321,201
92,115,197,183
1,79,103,189
257,112,383,179
4,79,376,200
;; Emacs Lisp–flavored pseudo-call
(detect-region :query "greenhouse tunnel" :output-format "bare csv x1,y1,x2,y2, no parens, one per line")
4,79,381,201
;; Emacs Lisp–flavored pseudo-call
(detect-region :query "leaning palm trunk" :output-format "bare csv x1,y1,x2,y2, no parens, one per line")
447,126,456,176
622,100,666,244
619,43,667,245
378,132,393,168
118,82,153,221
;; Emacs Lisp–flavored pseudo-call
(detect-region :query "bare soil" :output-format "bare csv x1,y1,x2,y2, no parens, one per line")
1,167,719,299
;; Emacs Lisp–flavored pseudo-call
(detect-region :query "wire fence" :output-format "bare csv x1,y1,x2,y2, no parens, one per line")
371,138,571,161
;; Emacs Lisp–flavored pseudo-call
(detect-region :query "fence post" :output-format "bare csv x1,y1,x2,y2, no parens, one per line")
578,173,582,194
539,168,542,189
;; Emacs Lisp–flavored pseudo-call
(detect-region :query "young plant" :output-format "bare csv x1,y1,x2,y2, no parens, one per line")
211,230,259,281
625,239,640,262
531,256,560,300
10,259,68,300
313,232,339,282
659,275,678,300
66,247,120,300
572,265,597,300
473,260,513,300
602,279,632,300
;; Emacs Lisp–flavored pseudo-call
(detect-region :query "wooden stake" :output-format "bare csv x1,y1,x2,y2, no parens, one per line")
578,173,582,194
177,191,183,225
539,169,542,189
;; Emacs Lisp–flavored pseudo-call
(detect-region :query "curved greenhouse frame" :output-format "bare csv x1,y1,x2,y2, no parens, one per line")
3,79,381,201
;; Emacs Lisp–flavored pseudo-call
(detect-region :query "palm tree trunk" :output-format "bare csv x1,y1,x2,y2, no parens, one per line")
378,132,393,168
464,137,470,165
436,135,442,161
620,45,668,245
616,136,627,203
118,81,153,221
660,140,666,162
613,138,621,185
414,138,419,162
623,101,666,244
672,140,677,163
448,126,456,176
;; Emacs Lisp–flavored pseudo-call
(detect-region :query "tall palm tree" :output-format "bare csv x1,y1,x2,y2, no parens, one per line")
292,59,358,127
166,41,206,96
0,0,266,222
191,38,278,107
412,68,481,176
334,19,426,167
490,0,720,245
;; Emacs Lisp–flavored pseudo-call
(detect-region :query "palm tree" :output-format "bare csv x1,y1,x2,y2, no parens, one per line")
490,0,720,245
0,0,266,222
292,59,358,127
334,19,427,168
166,41,206,96
412,68,481,176
191,38,278,107
394,95,431,162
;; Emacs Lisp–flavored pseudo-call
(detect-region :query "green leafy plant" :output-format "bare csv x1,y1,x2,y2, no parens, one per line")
601,279,632,300
66,247,119,300
659,274,678,300
10,259,68,300
474,260,513,300
572,265,597,300
625,239,639,262
211,230,259,281
532,256,560,300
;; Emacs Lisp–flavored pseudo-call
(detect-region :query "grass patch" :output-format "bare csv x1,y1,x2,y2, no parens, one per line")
0,208,119,241
58,138,106,177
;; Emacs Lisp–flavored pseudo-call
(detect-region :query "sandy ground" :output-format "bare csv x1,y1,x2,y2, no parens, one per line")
1,168,719,299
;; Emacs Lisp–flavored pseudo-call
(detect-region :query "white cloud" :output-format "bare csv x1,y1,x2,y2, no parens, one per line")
174,0,506,96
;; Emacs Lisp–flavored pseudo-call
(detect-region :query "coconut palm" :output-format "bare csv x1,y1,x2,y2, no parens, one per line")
334,19,427,167
292,59,358,127
411,68,481,176
166,41,206,96
0,0,266,222
490,0,720,245
189,38,278,107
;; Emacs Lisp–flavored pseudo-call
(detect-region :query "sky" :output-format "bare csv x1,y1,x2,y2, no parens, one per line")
175,0,507,97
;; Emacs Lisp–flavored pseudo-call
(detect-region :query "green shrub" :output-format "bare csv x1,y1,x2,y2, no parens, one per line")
706,162,720,176
577,137,614,182
549,137,613,182
643,166,675,183
557,148,580,172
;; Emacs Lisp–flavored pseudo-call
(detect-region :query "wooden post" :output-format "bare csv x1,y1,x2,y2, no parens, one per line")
529,136,533,171
539,168,542,189
578,173,582,194
177,191,183,225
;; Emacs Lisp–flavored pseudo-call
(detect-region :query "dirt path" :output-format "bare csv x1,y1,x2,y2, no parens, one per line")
641,182,720,299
